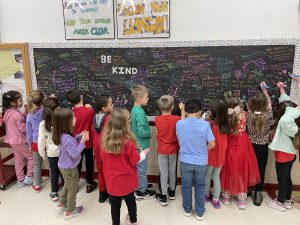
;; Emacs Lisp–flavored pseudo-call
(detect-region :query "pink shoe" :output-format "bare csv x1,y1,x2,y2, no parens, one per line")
234,198,246,210
211,199,221,209
64,206,84,220
125,214,138,225
205,193,211,203
221,196,230,205
267,199,286,212
32,184,41,193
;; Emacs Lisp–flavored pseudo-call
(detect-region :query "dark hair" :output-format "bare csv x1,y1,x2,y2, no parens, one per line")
52,108,74,145
248,93,268,132
94,94,111,112
209,99,230,134
2,91,22,113
66,89,81,105
185,99,202,114
273,101,300,148
225,97,242,133
43,97,59,132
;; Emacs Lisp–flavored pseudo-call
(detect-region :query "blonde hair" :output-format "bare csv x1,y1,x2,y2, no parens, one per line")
102,109,137,154
131,85,148,101
158,95,174,112
226,97,243,134
27,90,45,113
248,93,268,132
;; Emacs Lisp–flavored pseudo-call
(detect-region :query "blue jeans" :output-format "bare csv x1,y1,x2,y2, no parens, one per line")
180,161,207,217
137,154,148,193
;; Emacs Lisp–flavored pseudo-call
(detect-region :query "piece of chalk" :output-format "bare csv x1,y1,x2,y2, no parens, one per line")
289,74,300,77
260,84,270,89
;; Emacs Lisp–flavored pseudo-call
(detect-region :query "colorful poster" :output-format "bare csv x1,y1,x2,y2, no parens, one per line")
62,0,115,40
116,0,170,39
0,49,27,111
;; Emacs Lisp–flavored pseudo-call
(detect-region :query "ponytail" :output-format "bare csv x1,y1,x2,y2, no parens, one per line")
254,114,266,132
2,91,22,114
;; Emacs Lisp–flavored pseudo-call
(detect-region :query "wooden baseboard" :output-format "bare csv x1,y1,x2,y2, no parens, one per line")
41,170,300,191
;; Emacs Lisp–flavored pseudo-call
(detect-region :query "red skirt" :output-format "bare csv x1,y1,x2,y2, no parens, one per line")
220,133,260,195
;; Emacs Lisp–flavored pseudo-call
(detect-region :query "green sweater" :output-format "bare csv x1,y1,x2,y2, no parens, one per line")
131,106,151,149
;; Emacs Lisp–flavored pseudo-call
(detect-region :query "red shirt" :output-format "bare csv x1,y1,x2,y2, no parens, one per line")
208,122,228,167
155,115,180,155
274,151,296,163
72,106,94,148
92,115,109,161
101,140,140,196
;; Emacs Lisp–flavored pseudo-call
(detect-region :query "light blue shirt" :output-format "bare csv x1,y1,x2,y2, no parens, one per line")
176,117,215,166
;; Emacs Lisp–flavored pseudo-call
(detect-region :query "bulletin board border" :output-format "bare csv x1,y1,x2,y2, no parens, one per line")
28,38,300,100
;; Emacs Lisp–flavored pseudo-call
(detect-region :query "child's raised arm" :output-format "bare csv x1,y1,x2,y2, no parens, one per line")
260,82,272,110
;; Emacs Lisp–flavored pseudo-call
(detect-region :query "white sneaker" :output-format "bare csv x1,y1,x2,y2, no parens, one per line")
183,208,192,217
266,199,286,212
284,200,292,209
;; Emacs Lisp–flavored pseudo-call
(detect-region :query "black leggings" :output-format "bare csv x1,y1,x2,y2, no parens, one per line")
109,192,137,225
77,148,94,184
48,157,63,192
275,157,296,203
253,144,269,192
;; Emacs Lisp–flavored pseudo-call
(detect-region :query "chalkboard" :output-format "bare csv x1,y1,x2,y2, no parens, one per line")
33,45,295,115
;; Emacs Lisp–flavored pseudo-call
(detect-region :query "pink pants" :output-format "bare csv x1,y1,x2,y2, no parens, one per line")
10,144,34,181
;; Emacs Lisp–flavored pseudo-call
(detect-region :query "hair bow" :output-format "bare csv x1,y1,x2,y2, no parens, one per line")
254,111,261,115
228,105,241,115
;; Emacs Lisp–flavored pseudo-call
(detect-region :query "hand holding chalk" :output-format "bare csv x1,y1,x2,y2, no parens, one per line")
276,82,286,88
260,82,270,89
289,73,300,78
179,103,184,110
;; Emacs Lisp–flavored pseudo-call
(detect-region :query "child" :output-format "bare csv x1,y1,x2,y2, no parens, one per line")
101,109,150,225
130,85,156,199
92,94,113,203
53,108,89,220
2,91,34,187
246,82,273,206
26,90,45,192
176,99,215,221
38,97,62,201
66,90,97,193
155,95,184,206
205,99,230,209
221,97,260,210
267,79,300,211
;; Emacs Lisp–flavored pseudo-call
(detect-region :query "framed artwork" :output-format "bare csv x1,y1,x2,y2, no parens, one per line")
0,43,32,111
62,0,115,40
116,0,170,39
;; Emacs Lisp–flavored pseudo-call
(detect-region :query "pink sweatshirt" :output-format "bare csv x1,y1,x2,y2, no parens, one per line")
3,108,27,145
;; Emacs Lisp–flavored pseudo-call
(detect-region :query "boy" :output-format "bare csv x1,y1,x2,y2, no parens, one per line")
176,99,215,221
92,94,113,203
131,85,156,199
155,95,184,206
66,90,97,193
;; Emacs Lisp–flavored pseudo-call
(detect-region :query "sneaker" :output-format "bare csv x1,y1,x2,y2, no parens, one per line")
135,190,156,200
168,188,176,200
125,214,138,225
196,213,204,221
99,191,109,203
16,180,26,187
285,200,293,209
24,176,34,185
147,183,153,190
234,198,246,210
32,184,41,193
50,192,59,202
221,196,230,205
86,181,97,193
253,191,263,206
211,199,221,209
182,208,192,217
205,193,211,203
56,202,65,211
155,193,168,206
266,199,286,212
64,206,84,220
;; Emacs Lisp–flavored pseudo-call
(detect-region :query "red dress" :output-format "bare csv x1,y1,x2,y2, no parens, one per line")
220,112,260,195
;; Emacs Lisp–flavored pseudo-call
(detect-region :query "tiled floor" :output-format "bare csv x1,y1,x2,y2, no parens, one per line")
0,179,300,225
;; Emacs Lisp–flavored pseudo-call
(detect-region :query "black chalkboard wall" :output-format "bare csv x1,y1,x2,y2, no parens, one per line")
33,45,295,116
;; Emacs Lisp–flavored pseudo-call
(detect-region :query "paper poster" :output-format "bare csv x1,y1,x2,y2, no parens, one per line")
62,0,115,40
0,49,27,110
116,0,170,39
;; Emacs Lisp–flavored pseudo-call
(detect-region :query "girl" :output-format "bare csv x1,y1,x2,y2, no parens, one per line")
38,97,62,202
205,99,230,209
2,91,34,187
26,90,45,192
101,109,150,225
221,97,260,210
247,82,273,206
267,79,300,211
52,108,88,220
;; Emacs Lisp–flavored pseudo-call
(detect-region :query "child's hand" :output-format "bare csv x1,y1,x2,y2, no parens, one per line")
81,131,89,142
276,82,286,88
142,148,151,155
85,104,92,108
260,81,268,91
179,103,184,111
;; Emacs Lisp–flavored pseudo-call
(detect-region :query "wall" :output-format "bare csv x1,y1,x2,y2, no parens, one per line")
1,0,300,186
0,0,299,42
